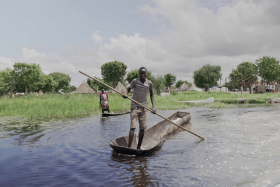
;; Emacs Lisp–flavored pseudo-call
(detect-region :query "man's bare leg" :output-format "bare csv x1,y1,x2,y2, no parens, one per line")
137,129,145,149
128,128,135,148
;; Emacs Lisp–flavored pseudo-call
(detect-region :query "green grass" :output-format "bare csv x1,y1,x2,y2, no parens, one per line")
149,91,280,110
0,93,131,119
0,91,279,119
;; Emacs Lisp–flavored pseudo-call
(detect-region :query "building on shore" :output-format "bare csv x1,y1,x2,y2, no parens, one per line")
112,82,127,94
71,82,96,94
179,83,190,91
190,84,204,92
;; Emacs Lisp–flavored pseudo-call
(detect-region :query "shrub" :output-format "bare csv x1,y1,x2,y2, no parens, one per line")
170,90,179,95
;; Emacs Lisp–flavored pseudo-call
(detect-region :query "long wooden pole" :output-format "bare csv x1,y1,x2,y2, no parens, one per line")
79,71,204,141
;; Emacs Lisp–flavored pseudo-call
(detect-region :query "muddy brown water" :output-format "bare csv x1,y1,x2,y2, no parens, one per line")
0,105,280,187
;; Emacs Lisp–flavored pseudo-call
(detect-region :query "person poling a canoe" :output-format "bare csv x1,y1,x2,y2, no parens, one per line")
123,67,156,149
100,89,110,114
78,71,205,142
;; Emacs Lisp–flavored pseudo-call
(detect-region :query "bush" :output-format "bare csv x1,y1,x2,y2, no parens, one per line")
170,90,179,95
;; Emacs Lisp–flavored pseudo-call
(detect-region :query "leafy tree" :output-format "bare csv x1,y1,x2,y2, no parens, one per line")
176,80,192,88
13,63,43,93
126,69,138,84
176,80,184,88
0,73,8,95
62,85,77,93
101,60,127,88
87,77,109,91
1,68,16,94
149,74,165,95
126,69,152,84
193,64,222,92
27,63,43,92
223,81,241,91
49,72,71,91
31,73,57,93
229,62,258,89
255,56,280,84
13,63,30,93
236,62,258,78
33,72,46,92
41,75,57,93
228,69,242,90
164,73,176,88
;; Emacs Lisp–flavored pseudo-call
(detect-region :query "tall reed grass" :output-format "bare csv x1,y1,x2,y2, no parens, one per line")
0,91,279,119
0,93,130,119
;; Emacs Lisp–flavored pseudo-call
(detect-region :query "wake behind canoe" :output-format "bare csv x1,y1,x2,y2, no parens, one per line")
109,111,191,156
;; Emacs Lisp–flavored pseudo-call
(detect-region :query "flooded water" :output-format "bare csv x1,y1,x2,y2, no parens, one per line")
0,105,280,187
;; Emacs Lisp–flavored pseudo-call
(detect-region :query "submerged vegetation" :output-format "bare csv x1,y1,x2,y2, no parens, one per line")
0,91,280,119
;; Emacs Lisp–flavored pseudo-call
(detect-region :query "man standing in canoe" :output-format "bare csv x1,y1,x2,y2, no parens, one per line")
123,67,156,149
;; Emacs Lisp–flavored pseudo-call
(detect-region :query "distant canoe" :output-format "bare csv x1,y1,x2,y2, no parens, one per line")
266,178,280,187
178,97,215,103
102,111,130,117
109,111,191,156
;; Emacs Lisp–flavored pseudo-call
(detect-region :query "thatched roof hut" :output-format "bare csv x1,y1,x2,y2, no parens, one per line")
179,83,190,90
190,84,197,90
72,82,96,94
251,81,262,89
112,82,127,94
256,85,266,93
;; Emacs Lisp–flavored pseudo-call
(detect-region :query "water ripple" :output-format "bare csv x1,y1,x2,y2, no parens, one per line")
0,106,280,186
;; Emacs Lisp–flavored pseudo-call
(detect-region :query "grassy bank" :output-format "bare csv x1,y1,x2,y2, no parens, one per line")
0,93,133,119
0,91,279,119
153,91,280,110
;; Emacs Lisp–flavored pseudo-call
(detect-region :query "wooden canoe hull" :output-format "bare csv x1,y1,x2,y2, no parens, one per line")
109,111,191,156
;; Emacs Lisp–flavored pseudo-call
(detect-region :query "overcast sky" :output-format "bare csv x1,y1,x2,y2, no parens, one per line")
1,0,280,87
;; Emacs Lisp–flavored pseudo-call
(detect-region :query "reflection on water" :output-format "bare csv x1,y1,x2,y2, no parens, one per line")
0,105,280,186
110,153,157,186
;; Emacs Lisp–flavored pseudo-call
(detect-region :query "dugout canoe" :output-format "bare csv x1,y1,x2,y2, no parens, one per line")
102,111,130,117
178,97,214,103
267,178,280,187
109,111,191,156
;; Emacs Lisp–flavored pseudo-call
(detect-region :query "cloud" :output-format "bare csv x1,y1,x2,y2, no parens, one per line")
3,0,280,87
91,30,103,43
22,47,46,60
134,0,280,83
19,45,115,86
0,56,14,70
20,47,78,75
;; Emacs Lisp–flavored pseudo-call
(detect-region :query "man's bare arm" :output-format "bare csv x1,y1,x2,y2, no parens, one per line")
123,87,131,98
150,85,156,114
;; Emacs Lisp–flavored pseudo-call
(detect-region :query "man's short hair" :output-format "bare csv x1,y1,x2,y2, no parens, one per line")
139,67,147,72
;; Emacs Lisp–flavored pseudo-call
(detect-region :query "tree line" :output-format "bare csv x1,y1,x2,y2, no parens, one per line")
225,56,280,90
89,56,280,93
0,63,76,95
192,56,280,92
3,56,278,95
86,60,193,94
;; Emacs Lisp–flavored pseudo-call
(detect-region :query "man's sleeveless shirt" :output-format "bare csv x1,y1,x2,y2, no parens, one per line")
129,78,153,109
